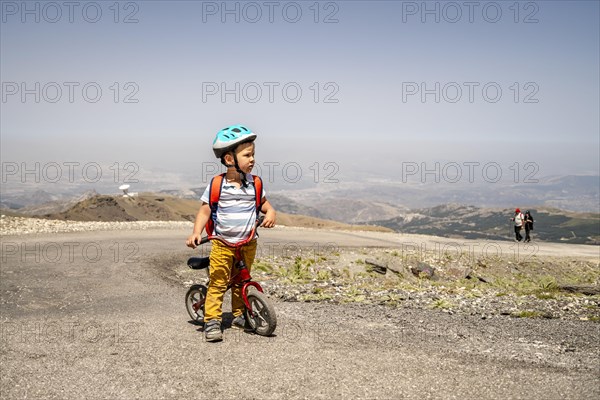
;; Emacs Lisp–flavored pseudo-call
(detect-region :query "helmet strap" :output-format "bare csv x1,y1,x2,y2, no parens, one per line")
233,154,249,188
221,153,248,188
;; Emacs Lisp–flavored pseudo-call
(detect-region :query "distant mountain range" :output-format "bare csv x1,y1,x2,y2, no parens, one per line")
2,174,598,212
366,204,599,245
1,174,598,244
276,175,599,214
2,191,597,245
269,197,599,245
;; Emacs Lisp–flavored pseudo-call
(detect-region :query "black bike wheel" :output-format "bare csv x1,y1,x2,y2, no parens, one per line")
185,284,207,324
244,288,277,336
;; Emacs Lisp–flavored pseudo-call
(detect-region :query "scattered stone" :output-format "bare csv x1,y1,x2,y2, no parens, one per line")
410,262,435,279
365,259,387,275
558,285,600,296
446,267,471,280
385,263,404,275
0,216,192,236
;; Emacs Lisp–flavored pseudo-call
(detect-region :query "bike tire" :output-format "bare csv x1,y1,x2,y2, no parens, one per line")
244,288,277,336
185,284,207,324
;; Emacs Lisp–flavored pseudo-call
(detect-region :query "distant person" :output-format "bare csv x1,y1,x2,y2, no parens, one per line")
524,210,534,242
186,125,276,342
510,208,524,242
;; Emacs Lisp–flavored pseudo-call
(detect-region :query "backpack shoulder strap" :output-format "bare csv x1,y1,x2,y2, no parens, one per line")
205,173,225,236
209,173,225,206
253,175,263,213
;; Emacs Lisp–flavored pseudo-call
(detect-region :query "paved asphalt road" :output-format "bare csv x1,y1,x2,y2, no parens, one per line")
1,228,598,399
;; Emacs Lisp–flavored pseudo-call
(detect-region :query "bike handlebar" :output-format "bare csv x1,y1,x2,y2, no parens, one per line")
195,215,265,246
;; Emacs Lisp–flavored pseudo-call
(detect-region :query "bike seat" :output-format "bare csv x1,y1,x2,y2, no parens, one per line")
187,257,210,270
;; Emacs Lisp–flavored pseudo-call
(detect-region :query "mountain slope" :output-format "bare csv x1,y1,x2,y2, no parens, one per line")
368,204,600,245
32,194,391,232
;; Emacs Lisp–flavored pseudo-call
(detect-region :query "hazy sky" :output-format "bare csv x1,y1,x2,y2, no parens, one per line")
1,0,599,190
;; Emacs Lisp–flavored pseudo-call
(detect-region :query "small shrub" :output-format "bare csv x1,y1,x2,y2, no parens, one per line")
289,257,312,282
512,310,544,319
341,267,351,280
538,276,559,292
316,269,332,281
535,292,556,300
431,299,454,310
301,293,333,302
253,260,274,274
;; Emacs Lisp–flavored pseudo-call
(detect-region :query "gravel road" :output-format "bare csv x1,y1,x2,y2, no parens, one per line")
1,226,599,399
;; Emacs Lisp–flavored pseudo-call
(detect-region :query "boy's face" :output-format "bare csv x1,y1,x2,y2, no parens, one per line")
225,142,255,174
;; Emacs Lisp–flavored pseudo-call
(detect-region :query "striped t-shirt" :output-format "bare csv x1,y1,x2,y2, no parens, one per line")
201,174,266,244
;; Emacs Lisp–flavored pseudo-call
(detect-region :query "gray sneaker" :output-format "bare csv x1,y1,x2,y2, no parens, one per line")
232,314,250,330
204,320,222,342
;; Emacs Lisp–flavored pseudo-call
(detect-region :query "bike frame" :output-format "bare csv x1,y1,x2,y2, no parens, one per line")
214,241,264,314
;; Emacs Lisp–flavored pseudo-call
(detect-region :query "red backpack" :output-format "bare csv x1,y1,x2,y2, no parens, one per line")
205,173,263,237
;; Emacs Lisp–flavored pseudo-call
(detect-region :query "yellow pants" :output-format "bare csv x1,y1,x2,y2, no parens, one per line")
204,239,257,322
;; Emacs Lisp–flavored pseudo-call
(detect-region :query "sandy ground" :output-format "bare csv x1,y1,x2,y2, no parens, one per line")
1,227,599,399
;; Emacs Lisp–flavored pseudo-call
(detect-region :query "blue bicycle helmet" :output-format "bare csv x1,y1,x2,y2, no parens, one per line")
212,125,257,158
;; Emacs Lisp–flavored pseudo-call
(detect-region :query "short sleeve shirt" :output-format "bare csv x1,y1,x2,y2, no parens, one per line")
201,174,266,243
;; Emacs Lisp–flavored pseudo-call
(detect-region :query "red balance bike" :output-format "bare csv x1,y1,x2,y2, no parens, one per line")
185,216,277,336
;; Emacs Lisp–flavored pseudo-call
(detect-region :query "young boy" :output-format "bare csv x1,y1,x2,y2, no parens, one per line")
186,125,276,342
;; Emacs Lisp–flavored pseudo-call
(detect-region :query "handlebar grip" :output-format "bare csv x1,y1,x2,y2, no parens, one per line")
198,237,210,246
256,215,265,226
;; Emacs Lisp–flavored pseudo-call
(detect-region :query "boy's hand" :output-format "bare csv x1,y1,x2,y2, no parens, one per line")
187,204,210,249
261,209,276,228
186,233,202,249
